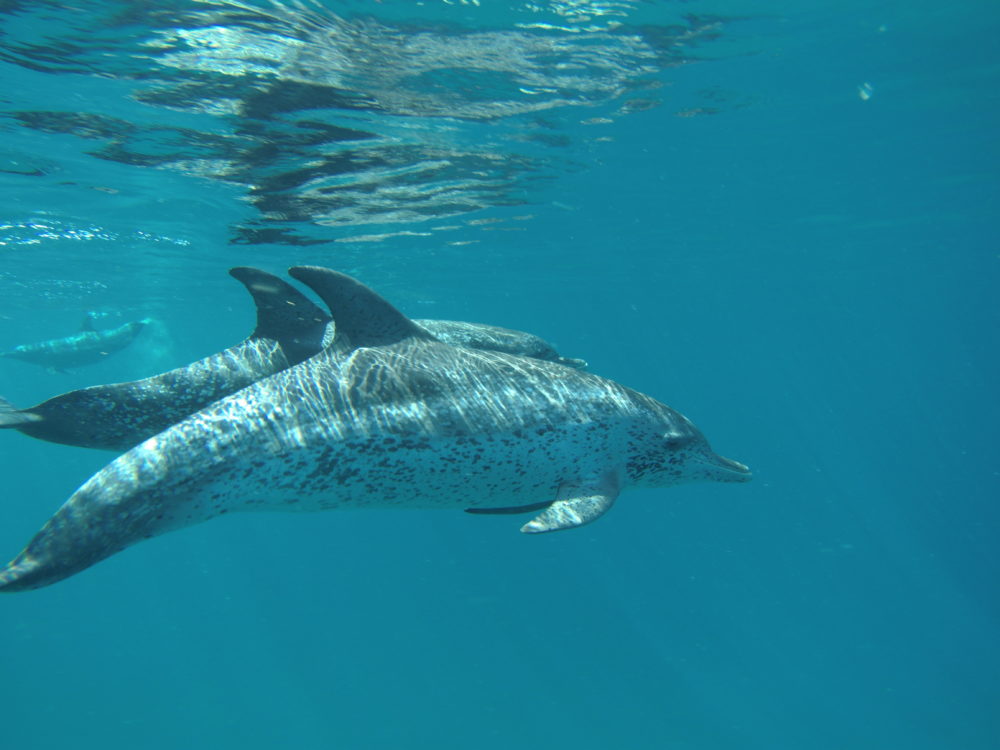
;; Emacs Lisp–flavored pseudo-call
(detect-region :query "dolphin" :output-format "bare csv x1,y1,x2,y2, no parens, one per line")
0,272,587,452
0,267,750,592
0,318,151,371
0,268,330,452
414,319,586,369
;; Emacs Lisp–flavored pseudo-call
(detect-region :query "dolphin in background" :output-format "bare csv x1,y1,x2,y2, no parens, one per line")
0,268,330,451
415,319,586,369
0,317,151,371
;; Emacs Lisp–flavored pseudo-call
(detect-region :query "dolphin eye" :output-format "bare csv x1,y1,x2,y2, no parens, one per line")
663,434,688,449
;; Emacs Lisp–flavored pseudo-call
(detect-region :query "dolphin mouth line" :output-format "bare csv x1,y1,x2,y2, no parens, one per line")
693,453,752,478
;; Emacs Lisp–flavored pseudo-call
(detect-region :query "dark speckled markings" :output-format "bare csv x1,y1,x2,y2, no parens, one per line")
0,271,587,452
0,267,750,592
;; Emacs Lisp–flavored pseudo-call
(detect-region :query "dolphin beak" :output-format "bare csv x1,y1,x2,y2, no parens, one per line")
698,451,753,482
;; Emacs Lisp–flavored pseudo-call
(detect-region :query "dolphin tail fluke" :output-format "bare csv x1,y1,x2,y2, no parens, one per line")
0,557,43,592
0,470,165,592
0,396,42,429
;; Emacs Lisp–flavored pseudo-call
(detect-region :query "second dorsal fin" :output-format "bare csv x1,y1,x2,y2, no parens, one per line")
287,266,434,348
228,267,331,358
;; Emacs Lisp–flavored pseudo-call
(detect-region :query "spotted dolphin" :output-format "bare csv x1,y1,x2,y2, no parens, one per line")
0,267,749,592
0,268,330,452
0,272,587,452
0,318,151,371
414,319,586,369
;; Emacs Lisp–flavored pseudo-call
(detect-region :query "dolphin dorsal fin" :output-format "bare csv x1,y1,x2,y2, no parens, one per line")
228,268,331,355
79,312,98,333
288,266,434,348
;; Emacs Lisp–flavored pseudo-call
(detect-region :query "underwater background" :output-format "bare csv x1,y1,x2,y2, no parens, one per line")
0,0,997,747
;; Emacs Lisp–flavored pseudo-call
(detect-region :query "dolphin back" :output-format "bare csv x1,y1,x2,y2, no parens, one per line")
414,319,587,369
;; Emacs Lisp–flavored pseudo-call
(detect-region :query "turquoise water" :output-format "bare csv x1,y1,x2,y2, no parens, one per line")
1,1,998,747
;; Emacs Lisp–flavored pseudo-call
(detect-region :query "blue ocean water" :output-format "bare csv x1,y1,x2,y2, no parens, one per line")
1,0,997,747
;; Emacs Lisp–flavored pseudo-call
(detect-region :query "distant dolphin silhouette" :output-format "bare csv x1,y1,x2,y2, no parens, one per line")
0,266,750,592
0,318,151,371
0,269,586,452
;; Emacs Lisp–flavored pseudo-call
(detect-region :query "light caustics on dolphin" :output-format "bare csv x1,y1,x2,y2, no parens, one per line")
0,268,585,452
0,267,750,593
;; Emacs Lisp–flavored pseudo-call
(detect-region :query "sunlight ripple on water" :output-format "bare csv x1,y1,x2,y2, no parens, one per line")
0,0,739,245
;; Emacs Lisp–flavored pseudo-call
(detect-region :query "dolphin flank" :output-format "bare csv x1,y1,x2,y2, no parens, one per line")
0,267,750,592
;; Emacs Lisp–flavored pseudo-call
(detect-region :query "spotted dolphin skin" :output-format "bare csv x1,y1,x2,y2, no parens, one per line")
0,318,151,371
0,272,587,452
0,267,750,592
0,268,330,451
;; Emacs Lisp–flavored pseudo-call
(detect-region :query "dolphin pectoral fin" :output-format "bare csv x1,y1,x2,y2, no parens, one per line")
465,501,553,516
520,474,620,534
0,397,42,428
